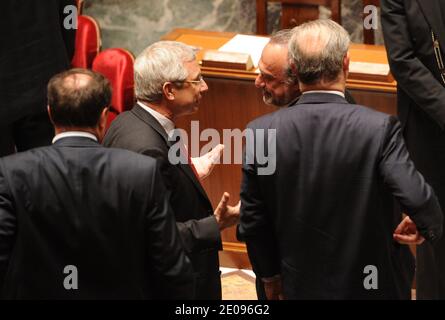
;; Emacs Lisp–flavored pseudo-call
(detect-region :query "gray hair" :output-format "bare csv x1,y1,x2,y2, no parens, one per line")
269,28,293,45
288,19,350,85
268,29,298,85
134,41,196,102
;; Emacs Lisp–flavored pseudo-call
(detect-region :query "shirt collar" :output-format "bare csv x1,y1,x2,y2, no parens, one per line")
52,131,98,144
137,101,175,137
302,90,345,98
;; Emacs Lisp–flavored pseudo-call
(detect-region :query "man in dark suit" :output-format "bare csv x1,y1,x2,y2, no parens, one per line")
240,28,357,300
239,19,443,300
103,41,240,300
0,0,76,156
0,69,193,299
381,0,445,300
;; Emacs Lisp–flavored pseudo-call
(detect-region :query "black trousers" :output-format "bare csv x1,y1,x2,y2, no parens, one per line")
403,106,445,300
0,111,54,157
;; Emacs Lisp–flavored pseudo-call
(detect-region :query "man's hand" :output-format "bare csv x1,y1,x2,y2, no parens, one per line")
262,276,284,300
393,216,425,245
191,144,224,180
214,192,240,230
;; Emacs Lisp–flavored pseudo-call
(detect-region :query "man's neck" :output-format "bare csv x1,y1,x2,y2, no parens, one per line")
299,75,346,94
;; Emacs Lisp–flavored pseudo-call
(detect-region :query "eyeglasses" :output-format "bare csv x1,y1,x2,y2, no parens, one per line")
183,75,204,85
257,71,287,85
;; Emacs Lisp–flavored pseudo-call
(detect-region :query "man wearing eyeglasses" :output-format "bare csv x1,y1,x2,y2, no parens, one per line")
103,41,240,300
255,29,356,109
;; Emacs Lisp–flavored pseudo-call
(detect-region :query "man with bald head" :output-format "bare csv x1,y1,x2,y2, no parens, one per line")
255,29,356,109
241,28,356,300
239,20,443,299
0,68,194,299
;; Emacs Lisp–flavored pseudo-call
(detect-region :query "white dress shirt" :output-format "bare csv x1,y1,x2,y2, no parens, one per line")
52,131,98,144
302,90,346,98
137,101,175,137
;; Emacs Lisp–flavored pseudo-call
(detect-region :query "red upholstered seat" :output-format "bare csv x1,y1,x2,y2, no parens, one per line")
92,48,135,129
71,15,101,68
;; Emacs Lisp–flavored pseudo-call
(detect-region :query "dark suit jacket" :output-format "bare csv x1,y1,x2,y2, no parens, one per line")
239,93,443,299
0,137,194,299
382,0,445,299
0,0,76,125
103,104,222,299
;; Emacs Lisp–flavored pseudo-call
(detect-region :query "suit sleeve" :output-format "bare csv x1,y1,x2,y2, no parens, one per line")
0,160,17,293
238,125,281,278
142,148,221,254
379,116,443,243
145,161,195,300
381,0,445,129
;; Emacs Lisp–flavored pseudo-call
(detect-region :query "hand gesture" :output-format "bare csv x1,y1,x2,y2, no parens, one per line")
191,144,225,180
393,216,425,245
214,192,240,230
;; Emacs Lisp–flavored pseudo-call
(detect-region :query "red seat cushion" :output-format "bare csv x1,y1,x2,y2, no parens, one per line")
71,15,100,68
92,48,135,129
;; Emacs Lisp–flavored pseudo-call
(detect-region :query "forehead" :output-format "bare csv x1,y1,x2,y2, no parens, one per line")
259,43,288,77
183,59,200,77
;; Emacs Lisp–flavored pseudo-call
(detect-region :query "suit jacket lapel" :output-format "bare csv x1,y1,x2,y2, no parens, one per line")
416,0,445,53
131,104,170,144
131,104,211,203
177,163,210,202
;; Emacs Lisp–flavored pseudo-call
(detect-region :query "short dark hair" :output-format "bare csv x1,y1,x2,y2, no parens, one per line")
269,29,298,85
47,68,111,128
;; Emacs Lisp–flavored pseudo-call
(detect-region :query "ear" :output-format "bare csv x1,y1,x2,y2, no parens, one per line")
289,60,299,79
47,105,55,125
162,82,175,101
343,51,350,76
96,107,109,142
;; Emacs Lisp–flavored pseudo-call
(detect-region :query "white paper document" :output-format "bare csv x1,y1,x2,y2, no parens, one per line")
349,61,390,76
218,34,270,69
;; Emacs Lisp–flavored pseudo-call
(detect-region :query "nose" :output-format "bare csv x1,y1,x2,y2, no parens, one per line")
200,78,209,92
255,74,265,88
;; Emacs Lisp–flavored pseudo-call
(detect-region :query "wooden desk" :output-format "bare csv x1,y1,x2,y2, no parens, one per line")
162,28,397,269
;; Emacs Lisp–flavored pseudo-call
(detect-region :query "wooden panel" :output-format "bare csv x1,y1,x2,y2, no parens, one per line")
348,89,397,115
163,29,397,270
256,0,341,34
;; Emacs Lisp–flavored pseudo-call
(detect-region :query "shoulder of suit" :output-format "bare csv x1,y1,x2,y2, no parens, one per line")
106,146,158,167
247,111,277,129
105,110,164,143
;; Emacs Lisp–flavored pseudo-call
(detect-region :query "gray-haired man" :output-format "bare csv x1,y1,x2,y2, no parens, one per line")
239,20,443,300
103,41,239,300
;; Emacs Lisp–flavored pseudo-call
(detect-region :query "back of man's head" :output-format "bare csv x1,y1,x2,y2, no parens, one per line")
47,68,111,128
289,19,350,85
134,41,196,103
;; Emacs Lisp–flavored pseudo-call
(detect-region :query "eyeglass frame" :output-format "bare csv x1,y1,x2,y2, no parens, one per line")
173,75,205,86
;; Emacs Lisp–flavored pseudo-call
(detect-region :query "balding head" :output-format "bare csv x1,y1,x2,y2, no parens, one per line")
47,68,111,128
288,19,350,86
255,29,300,107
